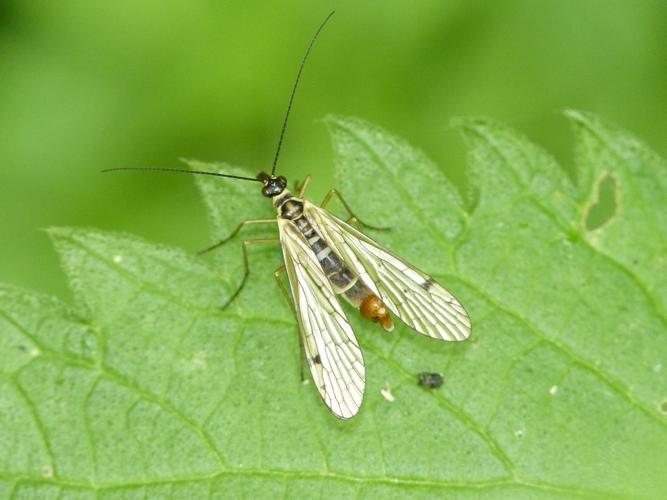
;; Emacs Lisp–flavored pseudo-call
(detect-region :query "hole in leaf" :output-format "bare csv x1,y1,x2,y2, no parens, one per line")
585,173,617,231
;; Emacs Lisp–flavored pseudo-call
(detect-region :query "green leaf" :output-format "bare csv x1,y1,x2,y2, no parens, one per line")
2,112,666,498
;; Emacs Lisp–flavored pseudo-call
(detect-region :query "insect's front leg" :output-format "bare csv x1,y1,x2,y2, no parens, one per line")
197,219,276,255
295,175,311,198
220,237,279,310
320,189,389,231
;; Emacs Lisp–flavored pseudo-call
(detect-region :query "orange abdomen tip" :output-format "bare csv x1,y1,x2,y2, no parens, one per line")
360,295,394,332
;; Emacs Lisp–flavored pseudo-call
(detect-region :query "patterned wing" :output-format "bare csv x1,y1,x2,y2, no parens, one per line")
305,202,471,341
278,218,365,418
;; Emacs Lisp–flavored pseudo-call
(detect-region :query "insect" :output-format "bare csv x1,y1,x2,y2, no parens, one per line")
418,372,445,389
103,11,471,418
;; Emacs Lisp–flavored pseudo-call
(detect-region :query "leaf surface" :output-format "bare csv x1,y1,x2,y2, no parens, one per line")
1,112,666,498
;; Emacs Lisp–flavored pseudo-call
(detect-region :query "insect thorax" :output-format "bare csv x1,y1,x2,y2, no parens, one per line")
275,192,303,220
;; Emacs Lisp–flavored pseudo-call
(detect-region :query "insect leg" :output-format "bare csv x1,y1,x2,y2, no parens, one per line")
273,265,306,383
295,175,311,198
273,265,294,312
197,219,276,256
320,189,389,231
220,237,279,310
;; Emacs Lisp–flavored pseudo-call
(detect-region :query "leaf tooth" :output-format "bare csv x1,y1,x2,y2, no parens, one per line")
454,116,577,223
47,226,223,317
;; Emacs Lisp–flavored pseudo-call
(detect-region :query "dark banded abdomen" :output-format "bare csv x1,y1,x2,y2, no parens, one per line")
291,212,372,306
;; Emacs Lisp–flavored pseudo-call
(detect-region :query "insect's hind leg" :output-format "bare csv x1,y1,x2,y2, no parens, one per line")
274,265,307,383
220,237,279,310
320,189,389,231
197,219,276,256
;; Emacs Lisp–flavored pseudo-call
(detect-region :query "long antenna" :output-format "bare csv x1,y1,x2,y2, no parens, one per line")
270,10,335,176
101,167,262,183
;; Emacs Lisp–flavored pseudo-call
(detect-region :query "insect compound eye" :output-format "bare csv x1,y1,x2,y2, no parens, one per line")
256,171,271,183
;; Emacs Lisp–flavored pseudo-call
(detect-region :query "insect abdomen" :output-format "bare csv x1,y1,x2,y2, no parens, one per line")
286,205,359,294
298,218,356,291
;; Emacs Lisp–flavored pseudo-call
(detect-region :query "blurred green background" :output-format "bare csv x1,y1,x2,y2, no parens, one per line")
1,0,666,301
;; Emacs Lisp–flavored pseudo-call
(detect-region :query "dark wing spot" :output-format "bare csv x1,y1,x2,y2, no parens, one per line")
419,278,435,291
311,354,322,365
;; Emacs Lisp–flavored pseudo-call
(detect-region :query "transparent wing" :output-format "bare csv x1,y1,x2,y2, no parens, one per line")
305,201,471,341
278,218,365,418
